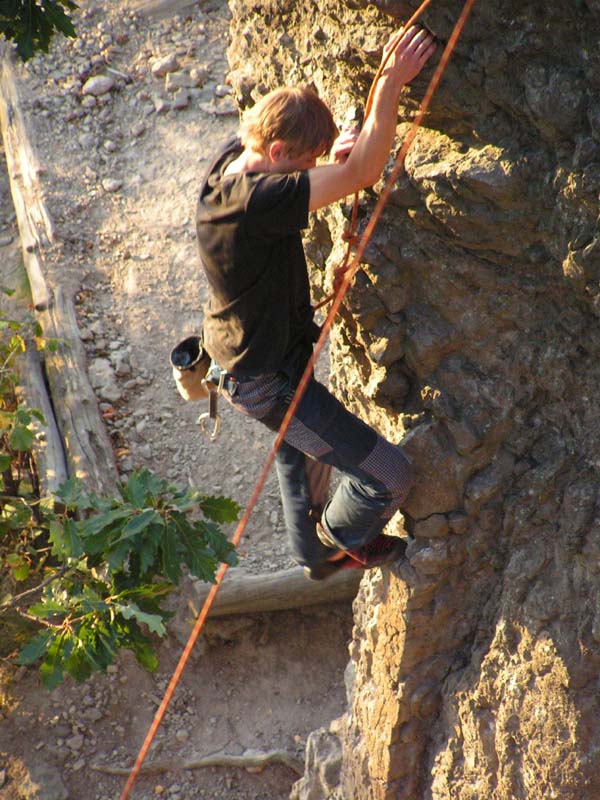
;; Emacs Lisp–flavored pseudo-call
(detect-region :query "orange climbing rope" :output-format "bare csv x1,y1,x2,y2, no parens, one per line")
119,2,476,797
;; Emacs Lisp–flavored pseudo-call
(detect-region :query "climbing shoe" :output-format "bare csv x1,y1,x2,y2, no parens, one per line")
304,525,407,580
345,533,407,568
303,557,355,581
316,523,407,569
317,523,406,569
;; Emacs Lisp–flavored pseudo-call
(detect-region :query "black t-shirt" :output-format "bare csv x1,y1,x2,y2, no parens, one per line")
196,138,313,378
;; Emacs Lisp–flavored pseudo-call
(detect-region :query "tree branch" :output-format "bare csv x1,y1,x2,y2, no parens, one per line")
8,609,63,628
0,564,69,612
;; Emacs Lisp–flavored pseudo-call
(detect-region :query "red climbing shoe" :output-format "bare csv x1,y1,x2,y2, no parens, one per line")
344,533,407,568
304,525,407,580
303,555,360,581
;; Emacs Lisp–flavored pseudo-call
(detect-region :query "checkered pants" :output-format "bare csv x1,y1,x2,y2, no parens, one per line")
223,367,414,569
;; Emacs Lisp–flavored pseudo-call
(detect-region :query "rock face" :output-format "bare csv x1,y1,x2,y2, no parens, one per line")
228,1,600,798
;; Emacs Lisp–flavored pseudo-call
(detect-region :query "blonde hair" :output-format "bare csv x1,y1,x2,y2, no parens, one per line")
240,87,338,158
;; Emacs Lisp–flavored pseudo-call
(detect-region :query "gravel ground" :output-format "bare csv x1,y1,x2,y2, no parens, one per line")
0,3,350,799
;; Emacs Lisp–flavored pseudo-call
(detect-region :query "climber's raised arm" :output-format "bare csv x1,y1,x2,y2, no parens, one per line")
308,25,436,211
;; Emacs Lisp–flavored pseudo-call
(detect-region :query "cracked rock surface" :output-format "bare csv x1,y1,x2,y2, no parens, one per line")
227,1,600,798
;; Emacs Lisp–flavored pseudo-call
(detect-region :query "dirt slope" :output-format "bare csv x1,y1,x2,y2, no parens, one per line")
0,2,351,798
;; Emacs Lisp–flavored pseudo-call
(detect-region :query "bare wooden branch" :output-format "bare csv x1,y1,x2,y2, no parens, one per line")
186,565,361,617
0,45,52,312
40,288,119,495
91,748,304,776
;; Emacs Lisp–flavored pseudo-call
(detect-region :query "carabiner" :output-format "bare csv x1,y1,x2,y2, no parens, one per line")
196,370,225,442
197,409,222,441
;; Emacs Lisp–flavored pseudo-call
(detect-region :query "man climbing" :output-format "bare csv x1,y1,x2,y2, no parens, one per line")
189,25,436,579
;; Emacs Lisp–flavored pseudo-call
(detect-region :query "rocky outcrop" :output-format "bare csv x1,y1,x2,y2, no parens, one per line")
228,1,600,798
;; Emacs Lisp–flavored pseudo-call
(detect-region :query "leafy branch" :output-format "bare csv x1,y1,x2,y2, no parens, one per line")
0,299,240,688
0,0,78,61
9,470,239,688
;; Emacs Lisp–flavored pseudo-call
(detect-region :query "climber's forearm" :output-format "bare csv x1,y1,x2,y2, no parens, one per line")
308,83,402,210
347,79,406,184
309,26,435,211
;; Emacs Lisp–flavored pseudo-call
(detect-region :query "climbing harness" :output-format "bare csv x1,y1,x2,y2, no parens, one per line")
119,2,477,796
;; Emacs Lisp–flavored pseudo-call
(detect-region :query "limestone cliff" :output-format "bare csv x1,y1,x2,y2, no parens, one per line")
227,1,600,798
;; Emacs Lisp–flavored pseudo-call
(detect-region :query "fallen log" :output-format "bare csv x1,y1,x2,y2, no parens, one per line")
40,288,118,495
0,46,119,496
91,748,304,776
186,565,361,617
0,47,67,494
0,45,52,312
18,345,69,496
